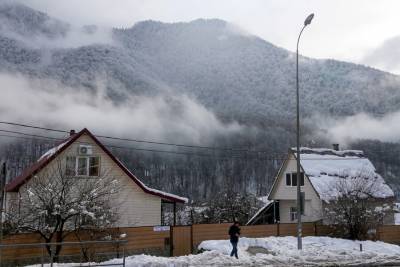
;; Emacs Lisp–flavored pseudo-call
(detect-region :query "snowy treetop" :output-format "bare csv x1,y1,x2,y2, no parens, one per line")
294,147,394,202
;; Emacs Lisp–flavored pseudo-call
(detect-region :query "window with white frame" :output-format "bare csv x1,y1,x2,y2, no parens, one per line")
285,172,304,187
65,156,100,177
290,207,298,221
66,156,76,176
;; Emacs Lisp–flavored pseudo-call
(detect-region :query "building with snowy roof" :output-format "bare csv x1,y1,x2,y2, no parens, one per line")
4,128,188,227
247,146,395,225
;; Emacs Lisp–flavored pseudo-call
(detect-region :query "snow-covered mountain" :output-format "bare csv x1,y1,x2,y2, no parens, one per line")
1,3,400,199
1,3,400,126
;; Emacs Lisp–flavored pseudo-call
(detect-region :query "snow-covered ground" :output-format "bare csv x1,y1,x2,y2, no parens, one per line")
27,236,400,267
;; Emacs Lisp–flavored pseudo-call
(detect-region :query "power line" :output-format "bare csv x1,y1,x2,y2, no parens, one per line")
0,133,58,141
0,121,276,154
0,131,274,160
0,129,61,140
0,121,67,133
0,131,388,161
1,121,397,160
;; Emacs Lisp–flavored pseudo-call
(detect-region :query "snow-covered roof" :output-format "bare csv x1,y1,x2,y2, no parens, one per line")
295,147,394,202
246,195,274,225
257,196,270,204
134,177,188,203
246,202,273,226
38,139,69,161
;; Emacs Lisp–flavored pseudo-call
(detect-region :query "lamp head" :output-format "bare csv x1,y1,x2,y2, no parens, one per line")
304,13,314,26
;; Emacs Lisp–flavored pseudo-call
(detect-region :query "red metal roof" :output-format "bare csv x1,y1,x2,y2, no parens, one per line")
5,128,187,203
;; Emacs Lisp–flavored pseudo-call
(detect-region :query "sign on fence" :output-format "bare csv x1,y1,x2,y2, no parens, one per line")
153,226,170,232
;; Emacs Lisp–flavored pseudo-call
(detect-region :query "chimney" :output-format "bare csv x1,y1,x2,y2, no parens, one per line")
332,144,339,151
69,129,76,136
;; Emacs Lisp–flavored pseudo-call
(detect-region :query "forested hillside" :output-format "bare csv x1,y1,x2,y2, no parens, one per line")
1,3,399,201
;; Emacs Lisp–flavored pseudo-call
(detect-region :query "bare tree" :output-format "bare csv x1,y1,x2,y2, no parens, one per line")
5,160,120,261
323,170,393,240
188,189,263,224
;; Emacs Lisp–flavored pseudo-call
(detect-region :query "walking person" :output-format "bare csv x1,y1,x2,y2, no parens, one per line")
228,221,241,259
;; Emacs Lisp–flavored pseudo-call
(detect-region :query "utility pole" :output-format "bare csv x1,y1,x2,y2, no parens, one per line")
296,13,314,250
0,162,5,232
0,161,6,266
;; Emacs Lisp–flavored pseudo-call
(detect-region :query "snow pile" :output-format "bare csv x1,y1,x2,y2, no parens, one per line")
27,251,243,267
26,236,400,266
198,236,400,266
296,147,394,201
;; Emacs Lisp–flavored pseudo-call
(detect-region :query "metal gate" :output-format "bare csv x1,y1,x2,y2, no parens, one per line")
172,226,192,256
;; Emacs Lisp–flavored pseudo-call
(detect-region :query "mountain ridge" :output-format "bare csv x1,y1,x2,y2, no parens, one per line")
0,3,399,127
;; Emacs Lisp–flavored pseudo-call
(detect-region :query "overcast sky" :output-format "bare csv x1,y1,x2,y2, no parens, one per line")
16,0,400,74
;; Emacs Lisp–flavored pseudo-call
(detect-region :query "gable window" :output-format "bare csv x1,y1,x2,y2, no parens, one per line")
89,157,100,176
77,157,88,176
292,173,297,186
285,172,305,187
66,156,76,176
290,207,298,221
65,156,100,177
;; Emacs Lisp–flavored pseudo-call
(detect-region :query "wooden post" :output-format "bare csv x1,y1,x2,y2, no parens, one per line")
190,225,193,254
376,225,381,241
314,222,317,236
173,202,176,226
169,226,174,257
161,201,164,226
277,222,280,236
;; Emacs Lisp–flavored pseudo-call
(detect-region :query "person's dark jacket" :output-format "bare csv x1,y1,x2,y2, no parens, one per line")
228,224,241,243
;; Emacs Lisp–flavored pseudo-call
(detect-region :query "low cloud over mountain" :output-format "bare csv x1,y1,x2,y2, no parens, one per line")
1,2,400,144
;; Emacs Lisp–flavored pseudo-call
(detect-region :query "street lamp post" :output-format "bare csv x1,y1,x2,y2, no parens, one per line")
296,13,314,250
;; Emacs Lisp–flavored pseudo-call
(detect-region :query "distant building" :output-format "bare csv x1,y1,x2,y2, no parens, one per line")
248,146,395,225
5,128,187,227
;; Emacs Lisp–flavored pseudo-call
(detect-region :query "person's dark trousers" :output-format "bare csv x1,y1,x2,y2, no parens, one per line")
230,241,238,259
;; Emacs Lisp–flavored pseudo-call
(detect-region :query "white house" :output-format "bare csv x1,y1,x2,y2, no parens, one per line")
4,128,188,227
248,146,395,225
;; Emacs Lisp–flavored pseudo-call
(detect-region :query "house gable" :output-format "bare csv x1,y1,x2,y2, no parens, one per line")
269,152,320,202
5,128,187,204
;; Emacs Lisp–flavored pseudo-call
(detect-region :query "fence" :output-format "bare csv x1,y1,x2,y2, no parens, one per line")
0,240,127,267
2,223,400,265
0,226,170,266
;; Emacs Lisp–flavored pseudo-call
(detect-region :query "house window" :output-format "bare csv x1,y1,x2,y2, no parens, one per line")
285,172,305,187
89,157,100,176
65,156,100,177
77,157,88,176
66,156,76,176
292,173,298,186
290,207,298,221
